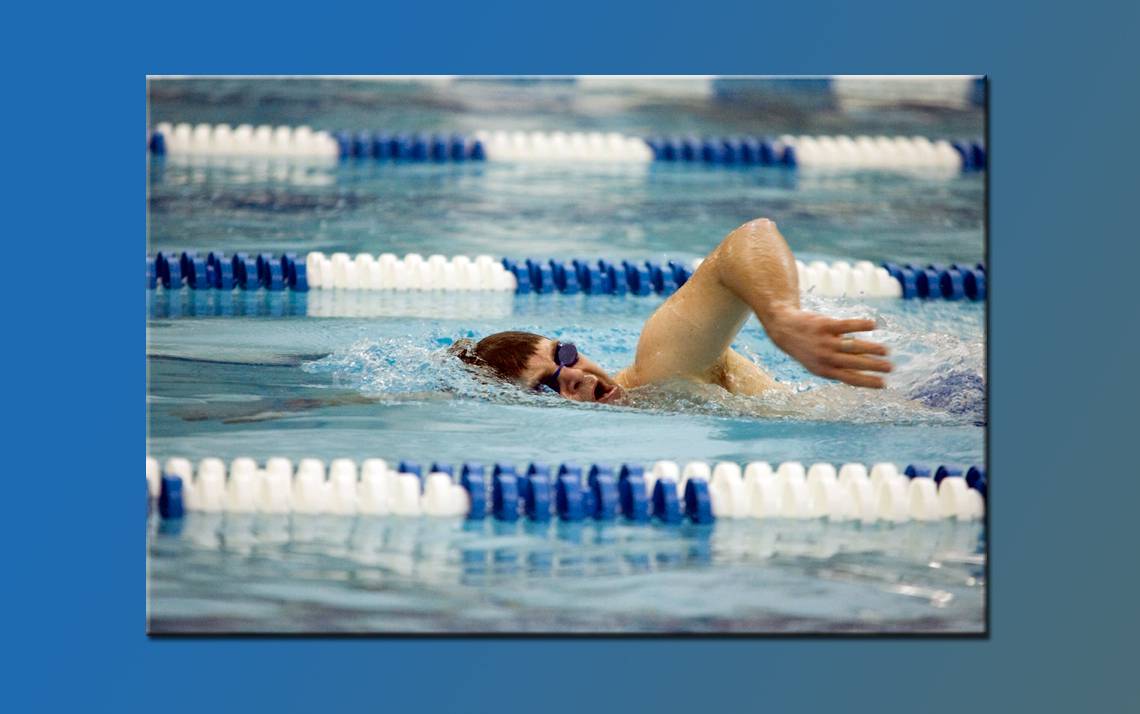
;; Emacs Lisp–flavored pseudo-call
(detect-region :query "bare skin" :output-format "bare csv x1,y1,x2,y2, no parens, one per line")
518,339,626,403
518,218,892,402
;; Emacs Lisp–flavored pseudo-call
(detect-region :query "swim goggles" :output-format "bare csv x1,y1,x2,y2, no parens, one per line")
540,342,579,392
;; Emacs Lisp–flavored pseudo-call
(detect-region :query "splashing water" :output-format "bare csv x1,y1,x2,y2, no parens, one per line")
302,306,985,427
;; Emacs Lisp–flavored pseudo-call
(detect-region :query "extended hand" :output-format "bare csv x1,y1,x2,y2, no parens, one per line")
766,308,892,388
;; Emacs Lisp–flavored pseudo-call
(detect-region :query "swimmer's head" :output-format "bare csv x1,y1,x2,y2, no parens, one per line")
450,331,624,404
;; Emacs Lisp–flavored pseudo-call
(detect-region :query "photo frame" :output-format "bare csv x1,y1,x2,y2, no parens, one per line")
146,75,987,635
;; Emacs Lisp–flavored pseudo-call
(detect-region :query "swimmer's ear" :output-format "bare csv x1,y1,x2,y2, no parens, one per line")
448,338,481,366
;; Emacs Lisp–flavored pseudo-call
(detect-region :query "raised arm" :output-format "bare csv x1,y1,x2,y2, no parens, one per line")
625,218,891,389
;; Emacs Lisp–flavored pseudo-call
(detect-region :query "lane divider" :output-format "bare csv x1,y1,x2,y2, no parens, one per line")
474,130,651,163
881,262,987,300
768,135,984,171
797,259,901,299
149,123,339,159
332,131,483,161
148,456,986,524
647,134,984,171
148,251,985,301
148,124,986,172
308,252,516,292
149,251,309,291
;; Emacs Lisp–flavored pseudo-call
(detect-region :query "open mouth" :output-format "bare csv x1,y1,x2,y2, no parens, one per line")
596,383,620,403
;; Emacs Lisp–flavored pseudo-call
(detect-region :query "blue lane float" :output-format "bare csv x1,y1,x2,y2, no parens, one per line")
153,252,310,293
617,465,651,522
491,463,519,522
965,466,987,499
652,479,683,525
331,130,485,162
460,463,487,520
158,475,185,519
647,135,788,167
556,464,587,522
683,479,714,524
587,465,619,521
523,464,553,522
883,262,986,301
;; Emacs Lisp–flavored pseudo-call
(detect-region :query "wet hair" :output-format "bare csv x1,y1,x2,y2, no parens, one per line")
449,331,545,382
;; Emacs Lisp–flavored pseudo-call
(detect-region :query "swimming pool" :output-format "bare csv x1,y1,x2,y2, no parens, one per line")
146,78,986,633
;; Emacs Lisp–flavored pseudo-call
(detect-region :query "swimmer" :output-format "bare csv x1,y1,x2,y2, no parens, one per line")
451,218,892,403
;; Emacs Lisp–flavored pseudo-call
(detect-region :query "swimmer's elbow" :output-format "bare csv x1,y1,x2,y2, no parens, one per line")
715,218,788,272
709,218,798,314
721,218,782,253
740,217,777,233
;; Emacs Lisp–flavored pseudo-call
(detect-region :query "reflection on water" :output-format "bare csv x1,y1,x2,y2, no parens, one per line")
146,289,519,320
152,153,339,187
148,513,984,634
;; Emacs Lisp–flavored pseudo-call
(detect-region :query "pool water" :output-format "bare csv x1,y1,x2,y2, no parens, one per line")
148,516,983,634
146,78,986,633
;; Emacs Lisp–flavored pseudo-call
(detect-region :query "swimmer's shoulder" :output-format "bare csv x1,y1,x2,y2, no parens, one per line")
615,360,747,394
716,349,789,396
614,367,637,390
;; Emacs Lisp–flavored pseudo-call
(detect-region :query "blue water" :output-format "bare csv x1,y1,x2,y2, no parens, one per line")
146,78,985,633
148,515,983,633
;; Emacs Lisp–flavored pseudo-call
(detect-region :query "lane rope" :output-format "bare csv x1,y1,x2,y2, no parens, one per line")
149,456,986,525
148,124,986,171
147,251,986,301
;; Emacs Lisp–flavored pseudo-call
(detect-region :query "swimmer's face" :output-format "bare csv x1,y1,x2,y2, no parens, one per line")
520,338,624,404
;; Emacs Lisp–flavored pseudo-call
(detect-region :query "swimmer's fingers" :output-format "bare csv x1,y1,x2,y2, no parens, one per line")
821,368,887,389
826,318,878,335
828,353,893,374
833,337,889,356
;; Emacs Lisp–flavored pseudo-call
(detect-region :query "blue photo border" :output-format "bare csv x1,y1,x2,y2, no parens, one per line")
12,0,1138,709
